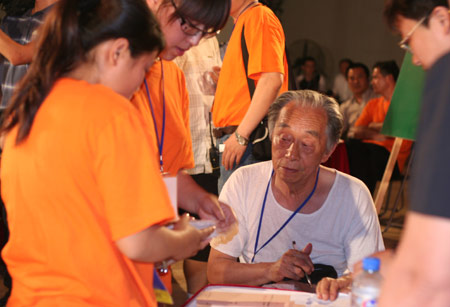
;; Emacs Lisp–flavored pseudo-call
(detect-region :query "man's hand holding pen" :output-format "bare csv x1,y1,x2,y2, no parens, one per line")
268,242,314,284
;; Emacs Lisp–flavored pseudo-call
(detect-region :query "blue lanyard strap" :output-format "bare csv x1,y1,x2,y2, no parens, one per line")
144,62,166,172
252,167,320,263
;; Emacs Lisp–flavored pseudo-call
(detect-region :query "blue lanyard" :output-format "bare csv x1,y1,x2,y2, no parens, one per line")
251,167,320,263
144,62,166,173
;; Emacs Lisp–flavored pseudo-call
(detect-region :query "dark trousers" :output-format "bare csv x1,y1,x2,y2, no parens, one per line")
346,139,400,194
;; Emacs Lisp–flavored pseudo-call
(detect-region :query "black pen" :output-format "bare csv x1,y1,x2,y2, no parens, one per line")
292,241,312,288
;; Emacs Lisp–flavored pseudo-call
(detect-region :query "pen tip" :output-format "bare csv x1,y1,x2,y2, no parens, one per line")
292,240,296,244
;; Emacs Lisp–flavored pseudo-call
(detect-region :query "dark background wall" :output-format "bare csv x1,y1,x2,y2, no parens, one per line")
218,0,405,91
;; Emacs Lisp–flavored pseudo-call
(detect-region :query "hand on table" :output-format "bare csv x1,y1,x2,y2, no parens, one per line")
268,243,314,283
316,275,352,301
222,133,247,170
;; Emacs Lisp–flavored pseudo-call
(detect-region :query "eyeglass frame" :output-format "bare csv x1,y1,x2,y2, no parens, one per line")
169,0,218,38
398,16,427,53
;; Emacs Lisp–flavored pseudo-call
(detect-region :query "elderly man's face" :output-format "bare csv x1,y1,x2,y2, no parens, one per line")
271,103,331,185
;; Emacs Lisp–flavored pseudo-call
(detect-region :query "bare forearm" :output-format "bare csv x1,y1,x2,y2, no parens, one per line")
116,225,190,263
0,30,35,65
379,212,450,306
208,258,274,286
237,72,283,138
176,170,203,213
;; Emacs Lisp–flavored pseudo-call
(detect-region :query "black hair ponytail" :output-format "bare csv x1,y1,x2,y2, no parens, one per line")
1,0,164,144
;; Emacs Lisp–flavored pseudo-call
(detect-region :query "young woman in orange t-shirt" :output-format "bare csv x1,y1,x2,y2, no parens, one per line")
0,0,214,305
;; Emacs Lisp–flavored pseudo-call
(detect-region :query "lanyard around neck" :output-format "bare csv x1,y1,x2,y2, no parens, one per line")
144,62,166,173
251,167,320,263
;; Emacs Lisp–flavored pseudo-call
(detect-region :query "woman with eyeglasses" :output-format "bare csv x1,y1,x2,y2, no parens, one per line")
0,0,217,305
130,0,235,295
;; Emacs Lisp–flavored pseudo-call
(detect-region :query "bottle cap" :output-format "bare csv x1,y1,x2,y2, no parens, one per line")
362,257,380,272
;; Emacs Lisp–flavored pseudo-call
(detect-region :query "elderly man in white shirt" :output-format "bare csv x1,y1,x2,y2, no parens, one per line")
208,90,384,286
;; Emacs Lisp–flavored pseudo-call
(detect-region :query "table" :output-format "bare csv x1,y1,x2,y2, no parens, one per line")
183,284,350,306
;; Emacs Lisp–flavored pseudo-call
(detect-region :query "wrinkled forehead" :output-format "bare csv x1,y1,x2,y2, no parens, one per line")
277,104,327,134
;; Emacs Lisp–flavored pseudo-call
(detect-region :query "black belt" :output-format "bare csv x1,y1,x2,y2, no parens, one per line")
213,126,238,138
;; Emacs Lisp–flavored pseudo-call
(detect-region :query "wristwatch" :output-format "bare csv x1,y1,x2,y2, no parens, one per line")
235,131,249,146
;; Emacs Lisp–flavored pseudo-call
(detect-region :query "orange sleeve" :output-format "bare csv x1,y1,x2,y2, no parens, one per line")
245,7,286,81
355,98,378,127
212,5,289,127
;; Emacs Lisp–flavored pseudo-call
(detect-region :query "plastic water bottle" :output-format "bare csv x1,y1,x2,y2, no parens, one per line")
351,257,383,307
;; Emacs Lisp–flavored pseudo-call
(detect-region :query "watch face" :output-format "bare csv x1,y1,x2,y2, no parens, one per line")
235,132,247,146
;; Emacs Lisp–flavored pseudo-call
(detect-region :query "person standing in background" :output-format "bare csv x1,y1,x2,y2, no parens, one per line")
174,36,222,295
0,0,215,305
130,0,236,294
212,0,289,192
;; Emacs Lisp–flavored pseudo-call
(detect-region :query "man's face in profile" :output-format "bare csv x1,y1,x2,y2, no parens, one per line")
396,10,450,70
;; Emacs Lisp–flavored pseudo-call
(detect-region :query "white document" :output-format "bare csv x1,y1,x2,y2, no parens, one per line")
163,176,178,218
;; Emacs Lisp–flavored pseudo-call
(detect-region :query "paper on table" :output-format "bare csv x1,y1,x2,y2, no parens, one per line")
183,284,350,307
163,176,178,218
196,291,298,307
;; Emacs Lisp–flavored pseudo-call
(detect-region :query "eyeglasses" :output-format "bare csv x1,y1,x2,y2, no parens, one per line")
169,0,218,38
398,16,427,53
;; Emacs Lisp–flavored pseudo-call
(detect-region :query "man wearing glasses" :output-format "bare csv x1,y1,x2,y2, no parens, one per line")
212,0,289,192
316,0,450,304
379,0,450,306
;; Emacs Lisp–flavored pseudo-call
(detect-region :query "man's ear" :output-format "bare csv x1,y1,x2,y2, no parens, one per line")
430,6,450,34
321,142,338,164
107,38,130,67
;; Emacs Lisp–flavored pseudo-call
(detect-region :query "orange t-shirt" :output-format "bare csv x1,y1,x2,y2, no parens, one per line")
212,4,289,128
355,96,413,172
131,60,194,175
0,78,175,306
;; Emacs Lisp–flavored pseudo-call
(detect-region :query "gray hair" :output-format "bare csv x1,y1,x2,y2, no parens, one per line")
268,90,343,153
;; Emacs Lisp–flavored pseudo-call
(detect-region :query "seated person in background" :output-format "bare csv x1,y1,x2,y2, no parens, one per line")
208,90,384,286
332,58,353,103
296,57,327,93
346,60,413,194
339,62,378,139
